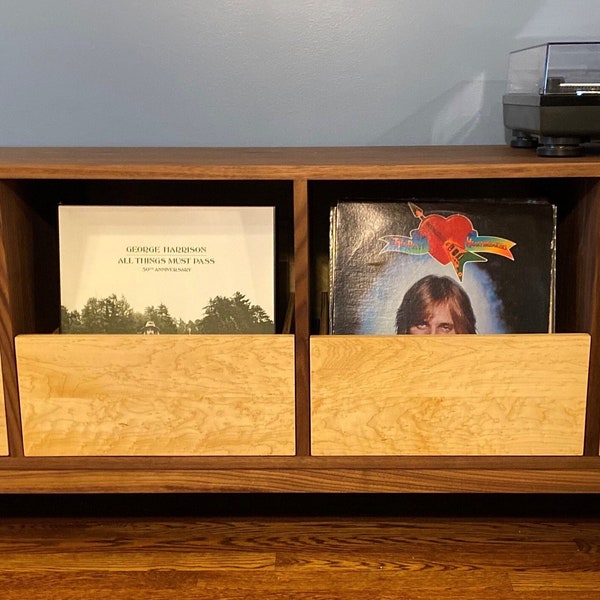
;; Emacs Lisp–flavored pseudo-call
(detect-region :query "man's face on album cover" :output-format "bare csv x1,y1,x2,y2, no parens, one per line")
409,302,456,335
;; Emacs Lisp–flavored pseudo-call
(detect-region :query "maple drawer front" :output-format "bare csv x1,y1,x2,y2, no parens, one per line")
16,334,295,456
311,334,590,456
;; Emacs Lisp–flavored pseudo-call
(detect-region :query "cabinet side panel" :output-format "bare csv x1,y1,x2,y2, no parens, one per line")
0,353,7,455
17,335,295,456
0,182,37,456
311,334,589,456
556,179,600,454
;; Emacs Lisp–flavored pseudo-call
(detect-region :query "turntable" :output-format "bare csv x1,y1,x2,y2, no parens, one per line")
503,42,600,157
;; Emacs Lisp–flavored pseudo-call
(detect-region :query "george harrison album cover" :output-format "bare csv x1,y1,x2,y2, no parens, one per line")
329,200,556,335
59,205,276,335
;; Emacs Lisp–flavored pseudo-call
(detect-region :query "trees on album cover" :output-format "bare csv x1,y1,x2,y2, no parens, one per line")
61,291,273,334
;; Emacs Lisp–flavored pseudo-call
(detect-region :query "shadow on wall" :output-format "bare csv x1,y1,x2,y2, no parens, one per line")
373,77,507,146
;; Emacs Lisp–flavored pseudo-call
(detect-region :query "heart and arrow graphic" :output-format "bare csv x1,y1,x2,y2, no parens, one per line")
379,202,516,281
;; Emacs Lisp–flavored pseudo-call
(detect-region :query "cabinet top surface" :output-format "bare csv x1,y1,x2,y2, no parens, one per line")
0,145,599,179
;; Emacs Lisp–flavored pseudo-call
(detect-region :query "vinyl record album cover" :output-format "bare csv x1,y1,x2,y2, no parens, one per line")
59,205,275,334
330,200,556,335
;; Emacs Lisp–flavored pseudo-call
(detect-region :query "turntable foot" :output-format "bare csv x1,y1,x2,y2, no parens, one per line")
510,130,537,148
536,136,584,157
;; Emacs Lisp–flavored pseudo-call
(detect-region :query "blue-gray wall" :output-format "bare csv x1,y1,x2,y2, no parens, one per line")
1,1,598,146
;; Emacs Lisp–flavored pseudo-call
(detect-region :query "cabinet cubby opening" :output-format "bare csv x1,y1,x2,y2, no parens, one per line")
11,179,295,335
308,177,596,336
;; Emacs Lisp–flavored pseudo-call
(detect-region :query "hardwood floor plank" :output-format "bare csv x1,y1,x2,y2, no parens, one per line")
511,571,600,592
0,550,275,571
2,570,600,599
0,515,599,598
274,542,597,571
2,516,600,545
0,571,512,597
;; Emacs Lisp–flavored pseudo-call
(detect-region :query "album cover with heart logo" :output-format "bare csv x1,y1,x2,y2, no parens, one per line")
329,200,556,335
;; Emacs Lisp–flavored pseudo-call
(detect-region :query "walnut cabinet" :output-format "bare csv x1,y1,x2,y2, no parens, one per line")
0,146,599,493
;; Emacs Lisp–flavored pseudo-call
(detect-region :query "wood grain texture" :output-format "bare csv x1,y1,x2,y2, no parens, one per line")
311,334,590,456
16,334,295,456
0,516,599,598
575,181,600,454
293,178,311,456
0,181,33,457
555,179,600,453
0,352,7,455
4,465,600,493
0,146,599,180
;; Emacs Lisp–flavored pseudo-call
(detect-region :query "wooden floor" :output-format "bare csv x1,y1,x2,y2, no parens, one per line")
1,494,600,599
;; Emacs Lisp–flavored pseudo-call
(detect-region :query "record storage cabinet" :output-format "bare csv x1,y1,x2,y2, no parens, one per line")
0,145,599,493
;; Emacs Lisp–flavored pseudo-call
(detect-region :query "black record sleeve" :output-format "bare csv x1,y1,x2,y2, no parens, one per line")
329,199,556,335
